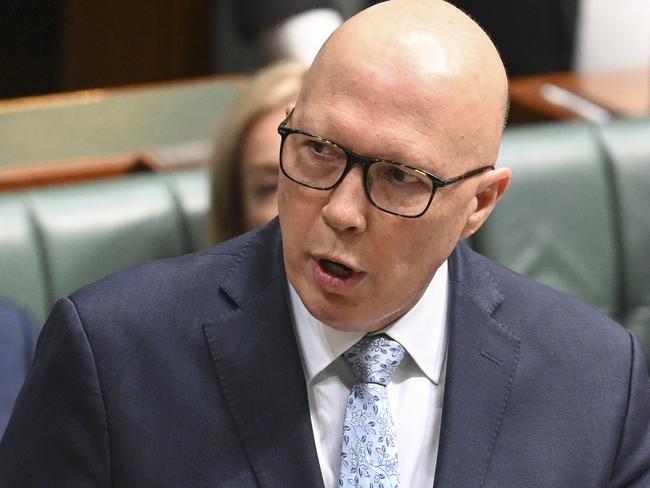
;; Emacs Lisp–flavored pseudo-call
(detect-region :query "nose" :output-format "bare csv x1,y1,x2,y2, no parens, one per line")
321,165,368,234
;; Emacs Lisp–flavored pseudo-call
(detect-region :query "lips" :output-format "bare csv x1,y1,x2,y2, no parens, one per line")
312,257,365,294
320,259,354,279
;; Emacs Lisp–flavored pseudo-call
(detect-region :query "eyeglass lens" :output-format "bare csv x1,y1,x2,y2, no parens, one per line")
281,132,434,216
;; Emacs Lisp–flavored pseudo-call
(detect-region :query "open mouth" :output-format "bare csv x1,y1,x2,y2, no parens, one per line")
319,259,354,279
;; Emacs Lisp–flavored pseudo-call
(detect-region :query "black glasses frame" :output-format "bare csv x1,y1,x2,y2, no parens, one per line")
277,113,494,218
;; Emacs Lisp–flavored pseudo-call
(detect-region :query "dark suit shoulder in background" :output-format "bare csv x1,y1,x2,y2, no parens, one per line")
0,299,38,439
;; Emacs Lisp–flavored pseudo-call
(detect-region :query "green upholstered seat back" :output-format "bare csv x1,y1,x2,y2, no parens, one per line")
164,170,211,252
473,122,621,320
598,119,650,345
0,197,50,321
0,170,210,324
1,118,648,343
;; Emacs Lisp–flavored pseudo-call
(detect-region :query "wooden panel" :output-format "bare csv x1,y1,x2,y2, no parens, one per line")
0,75,244,191
509,69,650,124
0,154,154,192
61,0,214,90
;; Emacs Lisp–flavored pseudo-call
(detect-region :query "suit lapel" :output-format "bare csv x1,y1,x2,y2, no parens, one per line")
434,244,521,488
201,227,521,488
203,221,324,488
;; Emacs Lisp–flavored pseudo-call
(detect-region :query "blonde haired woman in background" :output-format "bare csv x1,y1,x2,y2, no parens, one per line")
211,61,306,243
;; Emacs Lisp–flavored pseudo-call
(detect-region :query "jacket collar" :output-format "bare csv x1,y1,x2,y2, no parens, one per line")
203,219,325,488
433,242,521,487
204,224,521,488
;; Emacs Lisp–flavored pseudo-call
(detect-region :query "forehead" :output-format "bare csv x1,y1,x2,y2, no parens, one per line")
294,77,475,173
295,17,507,168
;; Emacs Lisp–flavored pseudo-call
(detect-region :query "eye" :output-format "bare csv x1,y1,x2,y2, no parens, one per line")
309,140,326,154
386,166,421,184
307,138,339,159
370,162,431,193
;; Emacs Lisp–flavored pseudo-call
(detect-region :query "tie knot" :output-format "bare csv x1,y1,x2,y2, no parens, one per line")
343,334,405,386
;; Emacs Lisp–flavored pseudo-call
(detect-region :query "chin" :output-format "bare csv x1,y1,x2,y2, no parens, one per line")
308,302,389,333
321,318,372,333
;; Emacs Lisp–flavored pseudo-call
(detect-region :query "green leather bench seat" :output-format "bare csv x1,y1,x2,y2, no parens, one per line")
0,119,648,363
0,170,209,323
473,117,650,349
598,119,650,346
0,199,50,321
473,123,620,319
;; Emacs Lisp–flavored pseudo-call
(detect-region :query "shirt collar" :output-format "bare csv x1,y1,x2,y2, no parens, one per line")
290,260,449,385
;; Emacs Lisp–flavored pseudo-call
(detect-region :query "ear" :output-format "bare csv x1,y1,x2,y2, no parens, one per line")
460,167,511,239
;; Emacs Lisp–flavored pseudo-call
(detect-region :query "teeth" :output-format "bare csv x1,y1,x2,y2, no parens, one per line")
321,259,353,278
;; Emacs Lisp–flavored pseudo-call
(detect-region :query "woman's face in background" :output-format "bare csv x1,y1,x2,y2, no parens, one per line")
240,105,287,231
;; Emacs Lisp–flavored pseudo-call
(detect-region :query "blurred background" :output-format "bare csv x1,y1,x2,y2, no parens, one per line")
0,0,649,346
3,0,649,127
0,0,365,98
2,0,647,97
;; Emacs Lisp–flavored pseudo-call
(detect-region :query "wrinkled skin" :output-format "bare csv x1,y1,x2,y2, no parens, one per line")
279,0,511,332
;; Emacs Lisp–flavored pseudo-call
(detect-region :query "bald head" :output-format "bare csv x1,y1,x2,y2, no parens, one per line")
297,0,508,167
279,0,513,332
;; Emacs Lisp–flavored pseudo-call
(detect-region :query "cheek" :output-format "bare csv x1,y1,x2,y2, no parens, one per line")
424,192,472,245
278,179,325,226
278,180,304,244
278,178,289,206
392,230,439,276
379,212,455,283
277,180,292,224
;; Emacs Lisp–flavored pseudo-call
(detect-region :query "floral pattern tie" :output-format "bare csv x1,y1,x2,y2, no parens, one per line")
339,334,406,488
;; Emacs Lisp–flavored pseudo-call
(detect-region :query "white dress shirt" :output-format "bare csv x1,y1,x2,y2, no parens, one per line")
289,261,449,488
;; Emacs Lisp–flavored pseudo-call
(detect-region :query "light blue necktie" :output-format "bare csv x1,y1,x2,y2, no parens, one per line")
339,334,406,488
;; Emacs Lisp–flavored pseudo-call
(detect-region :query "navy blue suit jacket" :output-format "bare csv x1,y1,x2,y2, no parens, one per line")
0,299,37,439
1,220,649,487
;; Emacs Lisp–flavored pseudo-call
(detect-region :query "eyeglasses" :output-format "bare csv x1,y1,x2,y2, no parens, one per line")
277,112,494,218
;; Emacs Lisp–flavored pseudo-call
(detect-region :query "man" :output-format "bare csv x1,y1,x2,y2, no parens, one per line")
0,299,37,440
1,1,648,487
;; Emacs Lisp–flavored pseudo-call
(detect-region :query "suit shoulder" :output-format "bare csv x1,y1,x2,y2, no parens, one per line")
73,225,263,297
461,246,629,347
72,248,230,301
68,233,257,324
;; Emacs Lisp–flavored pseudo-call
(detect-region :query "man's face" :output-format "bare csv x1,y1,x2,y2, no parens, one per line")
277,1,508,333
278,71,487,332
